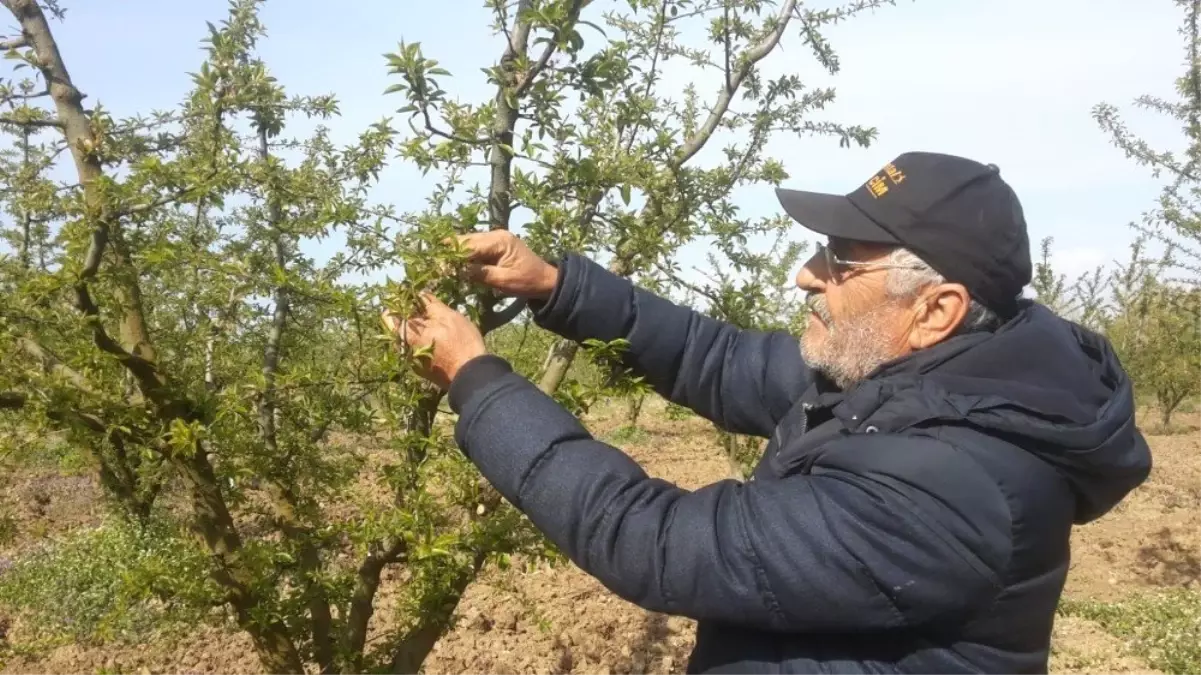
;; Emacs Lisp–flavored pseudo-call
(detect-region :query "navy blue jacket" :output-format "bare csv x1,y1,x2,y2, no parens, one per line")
447,254,1152,674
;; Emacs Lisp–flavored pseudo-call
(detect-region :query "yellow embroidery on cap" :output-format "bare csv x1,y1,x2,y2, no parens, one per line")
865,162,906,198
866,175,889,198
884,163,905,184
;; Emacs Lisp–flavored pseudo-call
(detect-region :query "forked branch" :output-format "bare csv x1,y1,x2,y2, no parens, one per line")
674,0,798,167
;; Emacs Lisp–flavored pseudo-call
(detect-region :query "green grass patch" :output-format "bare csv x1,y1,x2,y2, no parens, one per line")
0,511,16,546
606,424,650,444
0,516,222,648
1,431,92,475
1058,589,1201,675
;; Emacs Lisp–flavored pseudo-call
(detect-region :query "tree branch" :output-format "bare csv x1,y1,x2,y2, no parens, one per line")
16,336,99,395
416,107,490,145
2,366,162,520
623,0,668,156
250,126,336,673
723,0,732,95
0,35,27,49
1,88,50,101
476,0,578,336
306,380,394,445
118,183,207,218
488,0,535,230
18,124,31,269
656,261,725,309
344,536,409,669
1186,0,1201,114
674,0,798,167
511,0,585,99
173,443,305,674
205,283,244,392
513,42,557,99
0,114,62,128
257,125,288,462
390,548,491,674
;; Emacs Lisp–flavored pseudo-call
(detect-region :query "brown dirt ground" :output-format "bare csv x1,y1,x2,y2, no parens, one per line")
0,400,1196,675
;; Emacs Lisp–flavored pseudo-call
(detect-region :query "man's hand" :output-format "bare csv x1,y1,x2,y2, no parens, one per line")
382,293,486,390
459,230,560,301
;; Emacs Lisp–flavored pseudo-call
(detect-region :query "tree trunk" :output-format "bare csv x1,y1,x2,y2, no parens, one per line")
626,393,646,429
725,451,745,481
1159,390,1185,430
17,125,30,269
537,339,579,395
343,537,407,672
175,445,304,675
389,551,489,674
720,429,746,480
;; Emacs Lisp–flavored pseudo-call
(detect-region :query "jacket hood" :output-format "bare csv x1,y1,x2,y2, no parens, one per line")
850,301,1152,524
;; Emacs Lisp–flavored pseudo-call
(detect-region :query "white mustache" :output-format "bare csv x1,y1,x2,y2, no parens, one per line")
807,294,833,324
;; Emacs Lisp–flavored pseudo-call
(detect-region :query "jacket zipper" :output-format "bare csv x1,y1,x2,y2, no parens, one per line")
777,402,813,457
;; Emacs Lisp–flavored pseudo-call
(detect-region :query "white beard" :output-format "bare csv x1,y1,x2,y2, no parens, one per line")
800,295,902,390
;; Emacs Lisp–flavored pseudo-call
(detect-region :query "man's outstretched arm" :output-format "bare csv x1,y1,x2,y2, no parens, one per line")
460,230,810,437
447,358,1012,633
520,248,810,437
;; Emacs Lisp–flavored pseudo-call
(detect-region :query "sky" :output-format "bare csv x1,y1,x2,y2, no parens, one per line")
23,0,1190,287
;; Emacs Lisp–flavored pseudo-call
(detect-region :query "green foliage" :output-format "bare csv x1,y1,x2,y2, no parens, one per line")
484,319,603,386
607,424,650,444
1059,590,1201,675
0,428,90,476
1035,236,1199,427
0,0,903,671
659,227,808,477
385,0,892,392
1107,278,1200,429
1094,0,1201,284
679,224,808,334
549,338,652,417
485,320,554,379
1090,0,1201,430
664,401,695,421
0,516,221,646
0,2,549,671
484,321,641,420
1030,236,1107,331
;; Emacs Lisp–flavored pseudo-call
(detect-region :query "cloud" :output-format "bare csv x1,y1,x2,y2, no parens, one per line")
1049,246,1110,282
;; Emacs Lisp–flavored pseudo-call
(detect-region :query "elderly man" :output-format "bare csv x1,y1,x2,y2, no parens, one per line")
385,151,1151,673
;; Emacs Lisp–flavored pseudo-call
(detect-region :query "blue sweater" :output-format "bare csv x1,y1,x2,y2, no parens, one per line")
447,254,1151,674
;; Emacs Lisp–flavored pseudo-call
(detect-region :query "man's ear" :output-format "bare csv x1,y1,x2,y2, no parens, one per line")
907,283,971,350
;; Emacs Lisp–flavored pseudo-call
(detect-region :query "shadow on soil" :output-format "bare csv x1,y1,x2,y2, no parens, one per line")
1138,526,1201,589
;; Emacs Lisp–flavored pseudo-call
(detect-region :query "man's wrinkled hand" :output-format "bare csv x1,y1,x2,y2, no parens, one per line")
457,230,560,301
382,293,486,391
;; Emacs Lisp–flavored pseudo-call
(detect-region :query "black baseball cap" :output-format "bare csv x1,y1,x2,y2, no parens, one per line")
775,151,1032,319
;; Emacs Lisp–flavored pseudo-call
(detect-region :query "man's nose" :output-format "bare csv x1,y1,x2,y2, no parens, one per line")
795,250,826,293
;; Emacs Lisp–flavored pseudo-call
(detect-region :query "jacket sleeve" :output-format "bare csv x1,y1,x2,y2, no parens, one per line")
529,253,809,438
449,357,1013,633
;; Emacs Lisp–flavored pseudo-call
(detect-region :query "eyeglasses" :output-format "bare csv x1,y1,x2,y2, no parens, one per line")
815,241,927,281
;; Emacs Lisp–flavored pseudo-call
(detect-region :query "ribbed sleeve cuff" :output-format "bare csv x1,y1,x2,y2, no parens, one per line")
527,254,577,325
